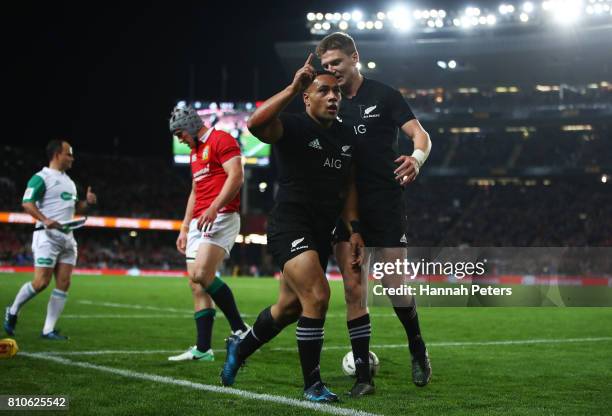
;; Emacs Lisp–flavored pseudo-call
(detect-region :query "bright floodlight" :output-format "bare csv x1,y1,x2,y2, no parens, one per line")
194,101,202,109
342,12,351,20
352,10,363,21
437,60,447,68
325,13,333,20
479,16,487,24
440,10,447,18
550,0,583,24
507,4,515,12
339,21,349,30
366,21,374,29
314,23,322,30
307,13,316,21
448,60,457,69
427,19,435,27
377,11,386,20
523,2,534,13
316,13,324,20
601,175,608,184
435,18,444,27
322,22,331,30
487,14,497,24
430,9,439,18
413,10,423,19
333,12,341,20
367,61,376,69
374,20,384,29
390,6,412,31
520,12,530,21
357,21,366,29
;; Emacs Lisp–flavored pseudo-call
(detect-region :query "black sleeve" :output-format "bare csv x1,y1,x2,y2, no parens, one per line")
277,113,303,149
388,88,416,127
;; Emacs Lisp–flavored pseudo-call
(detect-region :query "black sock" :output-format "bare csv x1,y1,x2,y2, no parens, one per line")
393,303,426,357
296,316,325,390
348,314,372,383
238,306,289,361
194,308,215,352
205,277,246,333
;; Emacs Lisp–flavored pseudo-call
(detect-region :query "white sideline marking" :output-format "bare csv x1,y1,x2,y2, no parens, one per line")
30,336,612,357
63,314,192,319
20,353,379,416
77,300,397,318
77,300,255,318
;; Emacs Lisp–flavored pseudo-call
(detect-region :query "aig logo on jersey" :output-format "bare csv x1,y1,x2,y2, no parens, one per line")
202,145,210,161
360,104,380,119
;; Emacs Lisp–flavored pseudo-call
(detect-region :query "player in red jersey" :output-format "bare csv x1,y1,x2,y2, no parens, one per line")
167,106,249,362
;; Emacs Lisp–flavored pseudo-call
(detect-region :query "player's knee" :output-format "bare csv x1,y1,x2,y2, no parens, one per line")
57,280,71,291
192,267,215,286
306,286,330,315
32,279,49,291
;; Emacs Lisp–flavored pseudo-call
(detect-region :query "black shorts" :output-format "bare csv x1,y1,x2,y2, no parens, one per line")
267,201,339,271
333,190,407,247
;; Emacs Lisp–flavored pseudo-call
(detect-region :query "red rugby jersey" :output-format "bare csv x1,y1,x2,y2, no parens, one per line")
191,128,242,217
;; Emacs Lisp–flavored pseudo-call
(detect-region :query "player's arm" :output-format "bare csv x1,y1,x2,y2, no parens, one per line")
76,186,97,214
341,166,364,269
176,182,195,254
197,157,244,231
394,118,432,186
22,174,60,229
247,54,316,144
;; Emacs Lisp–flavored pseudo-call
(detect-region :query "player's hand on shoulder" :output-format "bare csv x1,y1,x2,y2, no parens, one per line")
394,155,419,186
290,53,315,93
86,186,97,205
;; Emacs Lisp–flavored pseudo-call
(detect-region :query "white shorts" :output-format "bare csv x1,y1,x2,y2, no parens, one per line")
186,212,240,263
32,230,78,268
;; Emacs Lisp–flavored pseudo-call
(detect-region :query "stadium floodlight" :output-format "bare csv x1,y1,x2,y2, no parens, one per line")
316,13,324,20
307,12,316,21
413,9,423,19
435,18,444,27
377,11,386,20
129,231,137,238
586,5,594,13
479,16,487,24
499,4,508,14
367,61,376,69
333,12,342,20
550,0,583,24
523,2,534,13
357,21,366,29
461,16,472,27
448,60,457,69
487,14,497,24
602,175,608,184
453,18,461,25
593,3,603,13
374,20,384,29
322,22,331,30
258,182,267,192
339,20,349,30
431,9,439,18
325,13,334,20
423,10,431,18
439,10,447,17
437,60,448,68
356,62,362,70
390,6,412,31
520,12,530,21
466,7,481,16
314,22,322,30
342,12,351,20
428,19,436,27
366,20,374,29
471,16,479,25
194,101,202,109
352,10,363,21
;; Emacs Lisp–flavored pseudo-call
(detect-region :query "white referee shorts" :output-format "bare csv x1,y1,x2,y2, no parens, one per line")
31,229,78,268
186,212,240,263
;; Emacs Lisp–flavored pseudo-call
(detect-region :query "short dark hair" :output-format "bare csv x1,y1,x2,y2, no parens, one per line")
46,140,65,161
315,32,357,58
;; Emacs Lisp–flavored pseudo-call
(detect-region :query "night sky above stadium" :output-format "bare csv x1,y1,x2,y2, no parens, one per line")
3,1,486,159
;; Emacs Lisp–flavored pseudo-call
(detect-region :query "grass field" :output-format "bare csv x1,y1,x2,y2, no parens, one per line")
1,272,612,415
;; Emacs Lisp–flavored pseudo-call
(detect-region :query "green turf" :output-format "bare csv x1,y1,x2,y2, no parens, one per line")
1,273,611,415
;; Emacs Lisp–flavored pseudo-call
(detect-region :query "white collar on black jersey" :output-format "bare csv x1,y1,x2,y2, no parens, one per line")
198,127,215,144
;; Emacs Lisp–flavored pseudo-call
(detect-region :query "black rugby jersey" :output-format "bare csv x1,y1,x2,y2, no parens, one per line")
274,112,354,207
338,77,415,196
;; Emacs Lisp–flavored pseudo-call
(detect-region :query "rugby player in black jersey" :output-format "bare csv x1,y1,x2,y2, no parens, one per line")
317,32,433,396
221,55,364,403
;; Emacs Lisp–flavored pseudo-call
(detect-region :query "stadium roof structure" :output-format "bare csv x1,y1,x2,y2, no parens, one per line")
275,23,612,88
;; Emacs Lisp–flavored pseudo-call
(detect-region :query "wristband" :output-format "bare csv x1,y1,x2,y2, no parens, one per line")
349,220,362,235
410,149,428,169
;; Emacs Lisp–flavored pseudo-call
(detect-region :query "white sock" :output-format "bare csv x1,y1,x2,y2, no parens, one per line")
42,289,68,335
9,282,38,315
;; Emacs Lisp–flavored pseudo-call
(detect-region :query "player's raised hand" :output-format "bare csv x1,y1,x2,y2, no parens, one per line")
290,53,316,93
394,155,419,186
86,186,97,205
197,206,218,233
176,230,187,254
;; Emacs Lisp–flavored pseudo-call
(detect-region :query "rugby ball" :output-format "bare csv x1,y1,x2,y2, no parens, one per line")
342,350,380,377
